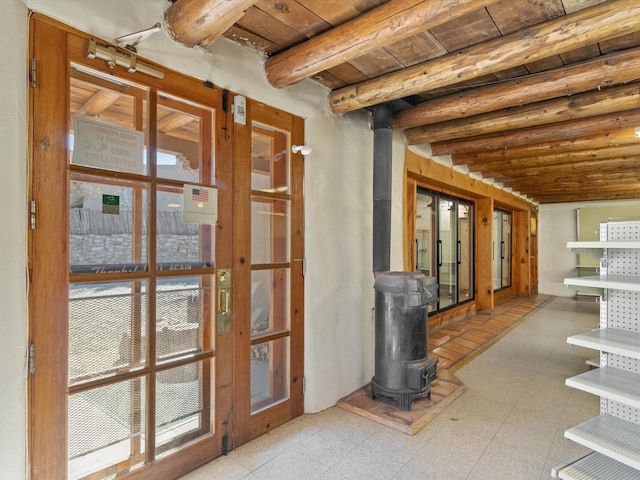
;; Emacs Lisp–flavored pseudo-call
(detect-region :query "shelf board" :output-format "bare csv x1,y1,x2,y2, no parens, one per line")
567,367,640,409
567,241,640,249
567,329,640,359
564,274,640,292
553,451,640,480
565,414,640,471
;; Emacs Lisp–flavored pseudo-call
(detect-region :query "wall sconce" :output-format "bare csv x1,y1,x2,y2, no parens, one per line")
292,145,312,156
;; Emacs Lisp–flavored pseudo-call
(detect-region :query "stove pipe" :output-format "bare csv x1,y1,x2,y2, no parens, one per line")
372,104,393,273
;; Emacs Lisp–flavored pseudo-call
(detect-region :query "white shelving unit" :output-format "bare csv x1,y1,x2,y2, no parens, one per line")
554,221,640,479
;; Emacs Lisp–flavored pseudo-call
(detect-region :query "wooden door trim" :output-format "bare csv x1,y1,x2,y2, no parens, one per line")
28,17,70,479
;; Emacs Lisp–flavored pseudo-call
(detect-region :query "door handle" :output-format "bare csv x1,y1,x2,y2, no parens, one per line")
218,289,230,315
217,269,231,334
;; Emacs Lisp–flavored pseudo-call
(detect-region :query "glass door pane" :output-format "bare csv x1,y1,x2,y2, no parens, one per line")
250,122,291,414
438,198,457,309
493,210,512,290
67,66,216,478
458,202,473,303
493,211,501,290
415,191,436,312
501,212,512,288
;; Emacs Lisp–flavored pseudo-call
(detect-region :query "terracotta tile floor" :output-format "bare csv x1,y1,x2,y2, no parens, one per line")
428,294,554,371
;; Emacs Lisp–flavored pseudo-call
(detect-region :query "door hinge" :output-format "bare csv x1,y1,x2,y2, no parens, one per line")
302,376,306,394
30,58,37,88
28,344,35,374
30,200,36,229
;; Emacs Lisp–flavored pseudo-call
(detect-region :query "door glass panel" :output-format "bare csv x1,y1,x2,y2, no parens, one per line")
415,189,474,313
493,211,501,290
415,191,436,313
251,198,290,264
70,66,148,176
415,191,434,276
251,269,290,335
156,94,213,183
70,176,148,273
251,337,290,413
252,125,289,193
69,281,147,386
65,65,217,478
493,210,512,290
156,187,214,268
250,119,292,418
155,359,212,457
438,198,457,309
68,377,146,479
458,202,473,303
502,212,512,288
156,276,212,361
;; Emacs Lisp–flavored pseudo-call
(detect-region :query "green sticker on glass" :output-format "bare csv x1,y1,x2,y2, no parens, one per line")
102,194,120,215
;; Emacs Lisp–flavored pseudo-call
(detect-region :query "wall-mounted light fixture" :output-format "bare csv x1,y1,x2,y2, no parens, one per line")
291,145,312,156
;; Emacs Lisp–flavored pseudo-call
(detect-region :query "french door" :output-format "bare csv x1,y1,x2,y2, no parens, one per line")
28,16,304,480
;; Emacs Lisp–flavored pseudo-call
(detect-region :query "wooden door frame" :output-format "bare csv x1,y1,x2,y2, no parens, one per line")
28,14,235,479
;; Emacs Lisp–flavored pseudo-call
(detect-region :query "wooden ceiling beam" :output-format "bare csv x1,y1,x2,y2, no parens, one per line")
508,178,640,192
486,156,640,177
405,82,640,144
513,184,640,195
490,166,640,189
535,191,640,203
157,112,195,134
430,109,640,155
464,145,640,171
164,0,259,48
75,90,121,117
394,46,640,130
329,0,640,113
451,129,639,164
265,0,500,88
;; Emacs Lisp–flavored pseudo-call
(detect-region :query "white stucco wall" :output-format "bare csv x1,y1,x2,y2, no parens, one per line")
1,2,28,479
539,199,640,297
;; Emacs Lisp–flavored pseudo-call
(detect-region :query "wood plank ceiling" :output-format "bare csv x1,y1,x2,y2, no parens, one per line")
164,0,640,204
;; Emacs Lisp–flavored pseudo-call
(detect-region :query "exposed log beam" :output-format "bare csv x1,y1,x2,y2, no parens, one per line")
505,173,640,190
76,90,121,117
536,191,640,203
394,47,640,130
157,112,195,134
451,129,639,165
405,82,640,144
465,145,640,173
485,157,640,179
265,0,500,88
430,110,640,156
329,0,640,113
164,0,258,48
511,181,640,194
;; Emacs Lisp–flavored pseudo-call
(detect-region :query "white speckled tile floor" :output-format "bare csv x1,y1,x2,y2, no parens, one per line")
180,297,599,480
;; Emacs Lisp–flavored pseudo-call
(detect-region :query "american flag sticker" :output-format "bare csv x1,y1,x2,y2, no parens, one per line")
192,188,209,202
184,184,217,224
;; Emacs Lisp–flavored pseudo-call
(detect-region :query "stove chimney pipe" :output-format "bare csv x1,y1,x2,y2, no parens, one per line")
372,104,393,273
